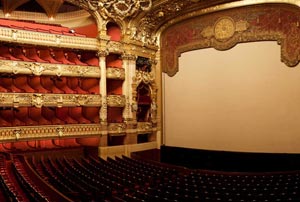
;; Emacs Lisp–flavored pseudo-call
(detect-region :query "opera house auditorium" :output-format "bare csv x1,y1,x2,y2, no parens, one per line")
0,0,300,201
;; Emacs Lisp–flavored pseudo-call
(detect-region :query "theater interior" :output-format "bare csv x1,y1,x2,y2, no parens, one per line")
0,0,300,201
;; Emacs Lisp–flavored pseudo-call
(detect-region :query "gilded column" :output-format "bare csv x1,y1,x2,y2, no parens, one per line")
98,50,108,146
121,54,136,123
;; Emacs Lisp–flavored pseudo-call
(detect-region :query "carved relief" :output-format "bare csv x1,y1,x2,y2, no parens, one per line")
0,124,102,141
0,60,100,78
201,17,249,42
0,27,98,50
107,95,126,107
31,94,45,108
137,122,155,133
108,123,126,134
133,70,155,85
0,93,101,107
106,67,125,79
76,0,152,20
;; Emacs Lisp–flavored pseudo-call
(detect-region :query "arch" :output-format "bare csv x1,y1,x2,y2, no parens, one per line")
160,3,300,76
106,21,124,41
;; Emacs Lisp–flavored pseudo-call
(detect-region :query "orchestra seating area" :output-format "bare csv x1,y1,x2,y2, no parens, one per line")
0,148,299,202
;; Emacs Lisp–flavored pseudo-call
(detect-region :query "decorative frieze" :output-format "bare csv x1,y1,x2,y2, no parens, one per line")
107,95,126,107
108,123,126,134
0,124,102,141
137,122,156,133
0,93,101,108
106,67,125,80
0,60,100,78
0,27,98,50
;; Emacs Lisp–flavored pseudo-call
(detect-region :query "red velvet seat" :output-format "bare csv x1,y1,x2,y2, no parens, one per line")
38,49,62,64
80,78,99,94
0,83,8,92
66,51,87,66
67,77,88,94
13,75,35,93
27,76,50,93
0,76,23,93
107,58,122,68
0,108,13,127
52,49,75,65
11,108,25,126
69,107,90,124
0,46,21,61
25,47,48,63
42,107,65,125
82,107,100,123
54,77,76,94
11,47,35,62
40,76,64,94
28,107,52,125
81,52,99,66
56,107,78,124
14,107,38,126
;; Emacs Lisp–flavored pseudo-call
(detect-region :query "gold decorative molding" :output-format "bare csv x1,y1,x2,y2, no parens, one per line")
76,0,152,20
106,67,125,80
201,17,249,42
0,124,102,142
107,95,126,107
107,41,124,54
137,122,156,133
0,60,100,78
0,27,98,50
0,93,101,108
133,70,155,85
108,123,126,134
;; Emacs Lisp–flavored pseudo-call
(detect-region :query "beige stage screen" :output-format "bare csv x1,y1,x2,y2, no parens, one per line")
163,42,300,153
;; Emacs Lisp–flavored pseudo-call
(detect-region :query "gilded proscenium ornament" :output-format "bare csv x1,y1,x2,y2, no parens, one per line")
0,124,102,142
161,4,300,77
107,95,126,107
0,59,100,78
0,93,101,108
201,17,249,41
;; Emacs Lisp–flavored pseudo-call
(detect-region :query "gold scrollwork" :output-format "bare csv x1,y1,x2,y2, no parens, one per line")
31,94,44,108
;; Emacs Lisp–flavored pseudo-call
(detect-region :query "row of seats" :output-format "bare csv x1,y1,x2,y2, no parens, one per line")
0,154,29,202
12,157,49,202
0,107,100,127
0,75,99,94
0,46,99,66
3,151,299,202
0,18,85,37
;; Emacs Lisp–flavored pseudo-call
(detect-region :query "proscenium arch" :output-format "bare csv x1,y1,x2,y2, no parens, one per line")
160,3,300,77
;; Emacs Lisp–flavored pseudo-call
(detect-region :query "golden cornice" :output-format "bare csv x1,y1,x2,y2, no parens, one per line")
0,124,102,142
0,27,98,50
106,67,125,80
0,60,100,78
0,93,102,108
107,95,126,107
